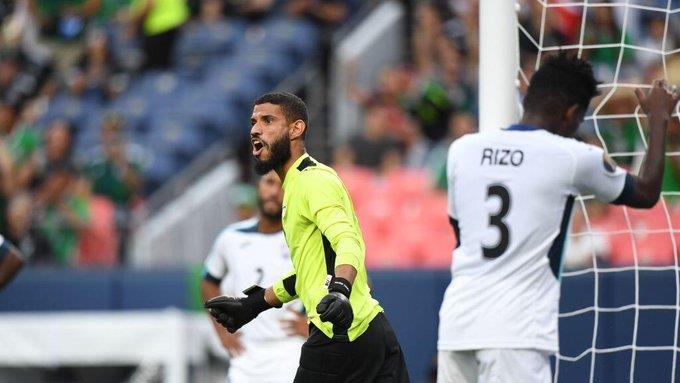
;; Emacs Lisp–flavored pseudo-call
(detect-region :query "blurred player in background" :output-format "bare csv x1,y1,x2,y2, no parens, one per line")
438,54,680,382
202,171,308,383
206,92,409,382
0,234,25,291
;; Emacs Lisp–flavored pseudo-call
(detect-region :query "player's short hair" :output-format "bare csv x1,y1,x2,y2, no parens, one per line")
523,53,600,115
254,92,309,137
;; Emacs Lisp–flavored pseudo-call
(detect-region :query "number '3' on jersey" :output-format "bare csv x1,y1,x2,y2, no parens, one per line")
438,125,627,353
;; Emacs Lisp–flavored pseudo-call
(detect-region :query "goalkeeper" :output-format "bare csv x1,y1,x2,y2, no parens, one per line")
205,92,409,382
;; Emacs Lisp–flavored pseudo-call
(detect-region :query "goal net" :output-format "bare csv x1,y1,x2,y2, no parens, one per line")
515,1,680,382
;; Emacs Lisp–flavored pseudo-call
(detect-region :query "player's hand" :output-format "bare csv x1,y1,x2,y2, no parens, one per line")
204,285,272,333
280,308,309,338
316,277,353,333
219,331,245,358
635,79,680,120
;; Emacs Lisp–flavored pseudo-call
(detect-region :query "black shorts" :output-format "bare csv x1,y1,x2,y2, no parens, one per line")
294,313,410,383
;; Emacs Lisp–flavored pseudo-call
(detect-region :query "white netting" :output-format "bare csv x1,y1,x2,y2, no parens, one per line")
517,1,680,382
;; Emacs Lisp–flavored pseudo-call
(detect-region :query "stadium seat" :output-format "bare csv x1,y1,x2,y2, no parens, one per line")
335,166,374,208
108,88,151,135
42,92,103,132
174,18,246,78
604,204,677,266
231,45,298,85
205,61,271,104
143,150,181,193
348,166,452,269
260,16,319,59
77,196,119,267
145,110,207,159
180,83,248,141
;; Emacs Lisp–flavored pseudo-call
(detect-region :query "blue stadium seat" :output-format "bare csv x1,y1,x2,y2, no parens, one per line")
134,71,186,110
179,75,252,140
145,112,208,161
174,18,246,78
143,150,180,193
42,92,103,132
73,119,102,153
260,16,319,59
108,89,151,135
232,45,298,85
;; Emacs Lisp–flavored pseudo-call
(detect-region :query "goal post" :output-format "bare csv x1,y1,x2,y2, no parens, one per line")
479,0,521,133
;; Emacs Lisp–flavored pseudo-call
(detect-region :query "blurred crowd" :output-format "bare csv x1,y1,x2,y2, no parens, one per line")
329,0,680,269
0,0,356,268
1,0,678,270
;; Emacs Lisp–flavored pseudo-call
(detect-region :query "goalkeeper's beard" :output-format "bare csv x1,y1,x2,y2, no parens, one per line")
254,133,291,176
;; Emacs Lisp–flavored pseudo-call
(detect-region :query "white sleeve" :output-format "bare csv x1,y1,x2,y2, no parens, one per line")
446,142,458,218
572,143,628,203
204,234,228,281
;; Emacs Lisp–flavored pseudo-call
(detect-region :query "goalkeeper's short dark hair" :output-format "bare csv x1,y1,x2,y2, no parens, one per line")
523,53,600,115
254,92,309,138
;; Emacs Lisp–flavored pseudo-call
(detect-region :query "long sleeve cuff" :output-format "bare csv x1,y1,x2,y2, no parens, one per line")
272,272,297,303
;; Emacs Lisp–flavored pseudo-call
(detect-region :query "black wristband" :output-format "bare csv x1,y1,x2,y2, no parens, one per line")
329,277,352,298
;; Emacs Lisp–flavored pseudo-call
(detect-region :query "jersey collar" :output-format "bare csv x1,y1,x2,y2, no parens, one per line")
505,124,540,131
282,153,311,191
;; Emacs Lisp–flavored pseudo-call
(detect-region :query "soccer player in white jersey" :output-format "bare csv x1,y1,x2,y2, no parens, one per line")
202,171,308,383
438,54,680,383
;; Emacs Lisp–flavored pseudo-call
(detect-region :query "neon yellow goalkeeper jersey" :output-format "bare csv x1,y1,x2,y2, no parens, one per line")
272,153,383,341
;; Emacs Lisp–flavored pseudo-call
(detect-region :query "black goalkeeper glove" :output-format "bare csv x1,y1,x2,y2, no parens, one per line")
204,285,274,333
316,277,353,338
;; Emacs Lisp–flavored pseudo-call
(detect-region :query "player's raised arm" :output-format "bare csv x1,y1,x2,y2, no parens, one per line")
615,80,680,208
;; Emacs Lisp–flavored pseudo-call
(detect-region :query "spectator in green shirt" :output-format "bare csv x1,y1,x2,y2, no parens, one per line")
8,102,42,190
35,165,90,266
583,6,634,79
81,114,141,260
82,114,141,207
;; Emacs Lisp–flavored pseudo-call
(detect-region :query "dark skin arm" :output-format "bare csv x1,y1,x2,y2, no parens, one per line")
201,279,245,357
625,80,680,208
0,244,25,292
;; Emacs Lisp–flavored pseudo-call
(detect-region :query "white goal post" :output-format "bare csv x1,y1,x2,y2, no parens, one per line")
479,0,521,133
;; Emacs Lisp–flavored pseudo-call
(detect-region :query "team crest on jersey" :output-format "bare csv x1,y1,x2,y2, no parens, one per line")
602,153,617,173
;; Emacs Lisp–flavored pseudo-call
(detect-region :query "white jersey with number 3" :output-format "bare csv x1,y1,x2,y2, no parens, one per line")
438,125,628,352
